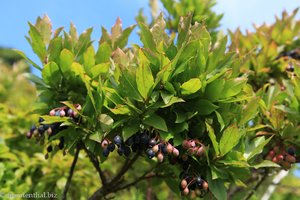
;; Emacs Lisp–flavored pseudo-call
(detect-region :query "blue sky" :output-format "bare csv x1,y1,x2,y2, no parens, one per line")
0,0,299,76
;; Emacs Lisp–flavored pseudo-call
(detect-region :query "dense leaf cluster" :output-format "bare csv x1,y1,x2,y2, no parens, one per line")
14,3,300,200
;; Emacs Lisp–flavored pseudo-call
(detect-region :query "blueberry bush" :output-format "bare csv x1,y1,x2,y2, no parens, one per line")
6,1,300,200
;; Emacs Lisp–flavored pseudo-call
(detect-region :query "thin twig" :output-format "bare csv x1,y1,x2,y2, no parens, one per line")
110,152,141,185
117,173,175,191
62,147,80,200
88,152,141,200
83,144,107,185
243,170,269,200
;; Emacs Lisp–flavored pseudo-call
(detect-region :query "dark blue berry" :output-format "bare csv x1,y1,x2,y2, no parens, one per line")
102,148,110,157
124,146,131,157
134,134,141,143
107,143,115,152
140,133,150,144
148,138,157,147
160,144,168,154
125,136,134,146
38,126,45,134
196,177,204,187
287,147,295,156
117,146,124,156
131,143,138,152
30,125,36,133
146,148,155,159
58,137,64,149
39,117,45,123
43,124,50,130
47,146,53,152
114,135,122,146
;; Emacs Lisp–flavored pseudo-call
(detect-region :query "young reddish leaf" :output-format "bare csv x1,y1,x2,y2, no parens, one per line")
35,15,52,45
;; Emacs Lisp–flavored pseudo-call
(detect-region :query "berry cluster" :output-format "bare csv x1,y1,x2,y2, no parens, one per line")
101,132,180,162
182,139,206,157
49,104,81,118
266,145,296,170
179,172,208,197
26,104,81,157
26,118,63,141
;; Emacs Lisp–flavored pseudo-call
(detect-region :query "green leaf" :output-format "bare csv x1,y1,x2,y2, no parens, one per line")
48,37,62,63
42,61,61,86
207,36,227,72
180,78,201,95
84,46,95,71
161,97,184,108
143,113,168,132
207,170,227,200
252,160,280,169
109,104,131,115
219,124,244,156
189,99,218,115
119,69,143,102
27,22,47,63
239,97,260,125
90,63,110,78
138,22,156,50
246,136,273,161
89,131,102,143
95,42,112,64
220,77,247,99
177,14,192,49
14,49,42,71
71,62,97,111
122,123,140,140
23,73,48,87
115,25,136,49
40,115,70,124
98,114,114,132
74,27,93,58
205,79,225,101
206,122,219,155
59,49,74,74
215,111,225,131
136,51,154,100
218,160,249,168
